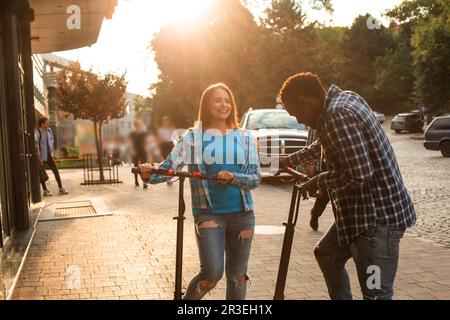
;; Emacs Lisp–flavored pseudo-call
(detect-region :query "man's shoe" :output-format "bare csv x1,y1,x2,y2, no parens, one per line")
135,181,140,187
310,215,319,231
58,188,68,195
143,183,148,189
166,180,173,186
43,190,53,197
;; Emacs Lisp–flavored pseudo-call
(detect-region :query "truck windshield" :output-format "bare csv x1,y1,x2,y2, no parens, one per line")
247,112,306,130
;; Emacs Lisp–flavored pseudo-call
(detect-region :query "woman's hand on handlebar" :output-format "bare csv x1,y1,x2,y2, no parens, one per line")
217,171,235,184
138,163,154,181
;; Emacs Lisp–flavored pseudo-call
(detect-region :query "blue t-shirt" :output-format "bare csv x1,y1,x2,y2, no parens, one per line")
193,130,245,215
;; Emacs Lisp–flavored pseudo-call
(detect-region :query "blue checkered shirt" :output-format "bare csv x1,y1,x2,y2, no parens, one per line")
288,85,416,244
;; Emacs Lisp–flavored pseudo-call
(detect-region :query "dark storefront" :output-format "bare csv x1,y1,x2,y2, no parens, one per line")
0,0,40,249
0,0,116,249
1,0,116,298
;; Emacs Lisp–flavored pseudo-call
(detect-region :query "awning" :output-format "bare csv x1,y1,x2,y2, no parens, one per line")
30,0,117,54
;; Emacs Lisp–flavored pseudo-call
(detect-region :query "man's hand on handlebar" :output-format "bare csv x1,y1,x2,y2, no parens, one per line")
302,171,328,195
137,163,155,181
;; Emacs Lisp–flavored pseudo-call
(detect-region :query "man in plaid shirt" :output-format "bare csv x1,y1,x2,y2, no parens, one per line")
279,72,416,300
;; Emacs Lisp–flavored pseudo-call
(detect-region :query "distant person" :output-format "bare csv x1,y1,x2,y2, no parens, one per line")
129,119,148,188
422,113,429,132
157,115,176,159
419,102,427,121
34,129,49,196
157,115,176,186
38,117,68,196
145,133,162,164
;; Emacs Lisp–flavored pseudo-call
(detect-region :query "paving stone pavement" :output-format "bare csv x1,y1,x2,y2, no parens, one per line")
12,125,450,300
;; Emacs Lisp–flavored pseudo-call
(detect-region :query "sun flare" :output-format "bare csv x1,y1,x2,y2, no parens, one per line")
155,0,213,23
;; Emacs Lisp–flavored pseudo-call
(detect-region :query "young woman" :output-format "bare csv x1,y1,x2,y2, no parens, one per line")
138,83,261,300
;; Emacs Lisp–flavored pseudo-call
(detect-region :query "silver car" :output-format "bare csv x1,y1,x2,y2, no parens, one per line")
240,109,308,177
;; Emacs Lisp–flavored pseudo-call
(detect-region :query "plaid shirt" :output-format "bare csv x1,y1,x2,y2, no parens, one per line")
288,85,416,245
150,128,261,213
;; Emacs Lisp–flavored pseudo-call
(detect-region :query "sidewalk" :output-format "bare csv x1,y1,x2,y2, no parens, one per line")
12,167,450,300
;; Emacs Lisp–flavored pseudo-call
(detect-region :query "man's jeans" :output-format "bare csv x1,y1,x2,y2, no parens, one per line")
314,223,405,300
183,211,255,300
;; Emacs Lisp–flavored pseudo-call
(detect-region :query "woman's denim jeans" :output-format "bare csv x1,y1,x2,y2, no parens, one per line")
314,223,405,300
183,211,255,300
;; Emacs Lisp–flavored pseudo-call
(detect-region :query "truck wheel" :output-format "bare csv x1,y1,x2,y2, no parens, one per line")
441,141,450,157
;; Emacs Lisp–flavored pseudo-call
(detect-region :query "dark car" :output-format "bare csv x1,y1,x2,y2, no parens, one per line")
391,112,423,133
424,116,450,157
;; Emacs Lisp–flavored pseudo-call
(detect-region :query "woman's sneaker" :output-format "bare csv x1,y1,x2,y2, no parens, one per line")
58,188,68,195
43,190,53,197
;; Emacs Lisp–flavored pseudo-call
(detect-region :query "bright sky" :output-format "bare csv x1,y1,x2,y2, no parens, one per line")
55,0,403,97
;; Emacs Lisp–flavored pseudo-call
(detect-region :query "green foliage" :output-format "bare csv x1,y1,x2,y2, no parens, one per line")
387,0,450,113
149,0,449,123
60,145,79,158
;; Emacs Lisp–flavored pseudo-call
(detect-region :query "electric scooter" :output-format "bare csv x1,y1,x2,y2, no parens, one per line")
273,167,309,300
131,167,224,300
133,166,310,300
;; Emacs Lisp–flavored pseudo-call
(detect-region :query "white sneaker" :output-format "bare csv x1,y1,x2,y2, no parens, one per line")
58,188,68,195
43,190,53,197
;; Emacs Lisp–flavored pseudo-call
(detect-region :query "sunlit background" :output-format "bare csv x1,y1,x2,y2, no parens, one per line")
56,0,403,96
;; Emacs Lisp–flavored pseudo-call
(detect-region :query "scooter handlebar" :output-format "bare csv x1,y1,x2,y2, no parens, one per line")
131,167,225,181
276,167,309,181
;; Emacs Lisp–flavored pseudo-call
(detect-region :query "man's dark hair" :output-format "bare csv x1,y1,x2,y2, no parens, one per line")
279,72,326,106
38,117,48,127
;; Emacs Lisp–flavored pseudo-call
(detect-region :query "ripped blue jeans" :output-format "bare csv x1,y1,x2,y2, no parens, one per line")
183,211,255,300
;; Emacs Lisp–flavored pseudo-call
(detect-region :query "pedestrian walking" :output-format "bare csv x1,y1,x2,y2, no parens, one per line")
129,119,148,188
37,117,68,196
157,115,176,186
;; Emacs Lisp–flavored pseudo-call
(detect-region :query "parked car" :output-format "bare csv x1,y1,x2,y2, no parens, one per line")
374,111,386,124
391,112,423,133
424,115,450,157
240,109,308,177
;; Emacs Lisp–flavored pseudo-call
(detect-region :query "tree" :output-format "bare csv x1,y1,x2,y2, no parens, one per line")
340,14,395,104
262,0,307,34
150,0,269,127
386,0,450,113
52,62,127,180
373,41,415,113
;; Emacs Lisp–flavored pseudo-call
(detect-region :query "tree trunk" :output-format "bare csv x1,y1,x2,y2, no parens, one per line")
93,120,104,181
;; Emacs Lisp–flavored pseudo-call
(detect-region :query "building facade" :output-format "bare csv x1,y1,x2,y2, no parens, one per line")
0,0,116,250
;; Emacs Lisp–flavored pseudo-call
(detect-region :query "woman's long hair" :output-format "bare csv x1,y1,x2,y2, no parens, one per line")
196,83,239,129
